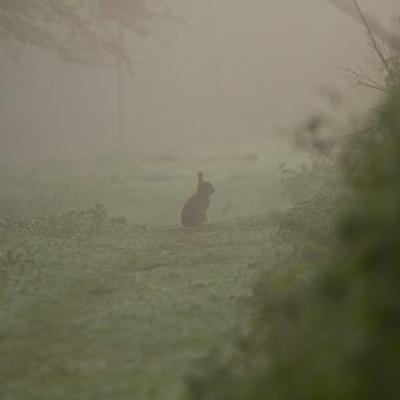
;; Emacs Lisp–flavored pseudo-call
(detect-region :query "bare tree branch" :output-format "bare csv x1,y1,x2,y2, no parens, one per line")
352,1,392,77
325,0,400,53
326,0,400,90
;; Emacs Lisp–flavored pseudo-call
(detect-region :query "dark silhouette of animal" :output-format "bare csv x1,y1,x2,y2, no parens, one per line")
181,172,215,228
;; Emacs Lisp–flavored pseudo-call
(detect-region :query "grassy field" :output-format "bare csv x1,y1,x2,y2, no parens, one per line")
0,146,302,400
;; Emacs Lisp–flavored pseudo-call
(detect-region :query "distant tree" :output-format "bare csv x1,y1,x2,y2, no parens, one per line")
0,0,174,65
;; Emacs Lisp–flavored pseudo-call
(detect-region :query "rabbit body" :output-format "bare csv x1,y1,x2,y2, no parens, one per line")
181,172,215,228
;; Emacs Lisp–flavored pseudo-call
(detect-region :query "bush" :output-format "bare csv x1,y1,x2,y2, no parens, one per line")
186,87,400,400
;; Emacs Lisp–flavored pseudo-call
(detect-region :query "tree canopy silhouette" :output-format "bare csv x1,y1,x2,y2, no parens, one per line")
0,0,173,64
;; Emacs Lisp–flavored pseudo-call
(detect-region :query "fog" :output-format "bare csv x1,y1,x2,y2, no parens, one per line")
2,2,400,399
0,0,398,162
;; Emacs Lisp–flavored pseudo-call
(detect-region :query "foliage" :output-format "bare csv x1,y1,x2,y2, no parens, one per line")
263,155,343,279
185,85,400,399
0,0,174,64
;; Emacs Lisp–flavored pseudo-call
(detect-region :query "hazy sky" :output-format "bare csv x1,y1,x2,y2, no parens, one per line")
1,0,399,161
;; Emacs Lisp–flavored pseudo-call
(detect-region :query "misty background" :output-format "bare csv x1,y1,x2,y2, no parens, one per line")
2,2,400,400
1,0,399,162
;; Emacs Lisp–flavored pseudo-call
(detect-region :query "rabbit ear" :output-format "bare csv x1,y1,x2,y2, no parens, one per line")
197,171,204,183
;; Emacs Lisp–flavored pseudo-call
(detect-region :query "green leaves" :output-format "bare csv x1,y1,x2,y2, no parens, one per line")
186,86,400,400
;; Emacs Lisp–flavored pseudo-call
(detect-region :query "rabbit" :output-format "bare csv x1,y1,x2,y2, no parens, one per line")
181,172,215,228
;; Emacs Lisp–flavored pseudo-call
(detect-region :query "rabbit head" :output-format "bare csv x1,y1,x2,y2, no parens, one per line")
197,171,215,195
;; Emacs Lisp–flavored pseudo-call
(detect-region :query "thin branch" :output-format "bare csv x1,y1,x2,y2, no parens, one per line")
339,66,388,92
325,0,400,53
353,0,392,77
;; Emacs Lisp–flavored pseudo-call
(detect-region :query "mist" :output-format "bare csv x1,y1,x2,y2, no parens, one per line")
1,1,400,400
1,0,398,161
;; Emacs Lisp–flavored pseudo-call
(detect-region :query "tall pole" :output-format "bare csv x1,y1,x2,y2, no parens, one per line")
117,20,124,149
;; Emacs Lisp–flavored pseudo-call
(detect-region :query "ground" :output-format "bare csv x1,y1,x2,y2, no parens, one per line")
0,146,301,400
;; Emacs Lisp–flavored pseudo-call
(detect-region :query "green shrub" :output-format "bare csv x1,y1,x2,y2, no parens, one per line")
186,86,400,400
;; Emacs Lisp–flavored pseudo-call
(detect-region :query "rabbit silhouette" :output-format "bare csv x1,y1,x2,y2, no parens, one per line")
181,172,215,228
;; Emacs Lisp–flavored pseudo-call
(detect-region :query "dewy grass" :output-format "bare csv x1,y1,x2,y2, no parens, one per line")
0,154,286,400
